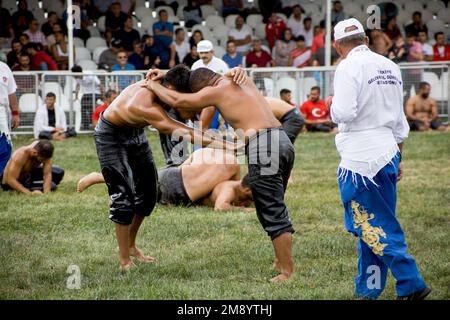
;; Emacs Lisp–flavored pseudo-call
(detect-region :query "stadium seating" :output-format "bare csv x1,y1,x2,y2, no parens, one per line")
427,1,446,14
200,5,217,18
135,7,153,21
77,59,98,71
75,47,91,63
212,25,230,39
275,77,298,103
19,93,42,113
205,16,225,30
86,37,107,52
225,14,239,28
214,46,226,59
92,47,109,64
263,78,275,97
246,14,263,29
97,16,106,33
141,16,157,32
427,19,446,36
73,37,85,48
192,24,214,39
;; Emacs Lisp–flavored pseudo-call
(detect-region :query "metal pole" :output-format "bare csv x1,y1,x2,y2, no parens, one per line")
67,0,74,69
325,0,332,67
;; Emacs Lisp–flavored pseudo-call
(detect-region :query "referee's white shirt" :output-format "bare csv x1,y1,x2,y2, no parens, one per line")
0,61,17,139
331,45,410,178
191,56,229,74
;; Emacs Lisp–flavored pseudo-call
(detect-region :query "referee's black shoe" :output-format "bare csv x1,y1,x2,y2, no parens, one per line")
396,287,432,300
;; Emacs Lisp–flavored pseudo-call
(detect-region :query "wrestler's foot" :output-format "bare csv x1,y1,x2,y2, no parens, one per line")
273,259,282,273
119,260,136,273
270,272,292,283
397,287,432,300
129,246,156,263
77,172,100,192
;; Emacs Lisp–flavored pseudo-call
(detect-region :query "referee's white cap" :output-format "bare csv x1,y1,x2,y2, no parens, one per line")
334,18,365,41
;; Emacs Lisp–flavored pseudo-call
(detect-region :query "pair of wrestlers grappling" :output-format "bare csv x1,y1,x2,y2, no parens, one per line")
78,65,304,282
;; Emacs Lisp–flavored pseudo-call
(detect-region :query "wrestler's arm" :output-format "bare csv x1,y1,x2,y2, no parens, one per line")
405,97,420,121
430,99,439,121
4,153,32,194
42,158,52,193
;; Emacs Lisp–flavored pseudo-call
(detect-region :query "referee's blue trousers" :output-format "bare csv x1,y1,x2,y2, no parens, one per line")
337,153,427,299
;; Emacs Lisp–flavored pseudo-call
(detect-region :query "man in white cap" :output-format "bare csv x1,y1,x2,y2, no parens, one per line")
330,18,431,300
192,40,230,134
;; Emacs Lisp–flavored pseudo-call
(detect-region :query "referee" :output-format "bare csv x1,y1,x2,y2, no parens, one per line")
330,18,431,300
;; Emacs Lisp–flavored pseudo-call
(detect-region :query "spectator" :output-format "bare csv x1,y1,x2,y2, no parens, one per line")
274,28,296,66
228,15,252,54
71,65,102,130
192,40,229,73
11,0,34,37
6,38,22,68
265,12,286,50
24,43,58,70
115,15,140,54
174,28,190,62
369,29,392,56
432,32,450,62
311,20,325,55
112,50,136,90
152,9,175,69
222,0,243,17
287,5,303,38
299,86,337,133
222,39,243,68
417,30,433,62
387,36,408,63
182,43,199,68
117,0,136,16
280,0,299,17
189,29,204,47
142,35,161,69
46,23,66,47
406,33,423,63
24,19,48,49
62,0,91,43
50,31,69,70
34,92,71,141
405,82,449,132
299,17,313,48
280,88,295,106
154,0,179,15
246,38,275,68
0,0,13,47
92,0,114,18
12,53,32,71
18,33,29,47
41,11,63,37
331,1,345,26
105,1,128,43
404,12,428,37
92,90,118,127
98,38,123,71
384,16,401,40
183,0,202,28
288,35,311,68
128,41,145,70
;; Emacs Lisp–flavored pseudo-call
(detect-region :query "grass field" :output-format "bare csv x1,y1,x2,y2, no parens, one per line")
0,131,449,300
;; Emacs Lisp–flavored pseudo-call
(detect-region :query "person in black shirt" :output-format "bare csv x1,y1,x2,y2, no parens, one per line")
128,41,145,70
105,2,128,44
115,15,141,54
182,43,199,68
11,0,34,37
0,0,12,38
404,12,428,37
41,11,65,37
143,35,161,69
6,38,22,68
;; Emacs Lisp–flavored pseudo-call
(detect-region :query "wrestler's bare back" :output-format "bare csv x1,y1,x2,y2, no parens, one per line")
2,141,42,184
265,97,296,119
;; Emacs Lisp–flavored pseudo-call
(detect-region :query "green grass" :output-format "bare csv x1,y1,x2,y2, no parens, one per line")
0,131,449,300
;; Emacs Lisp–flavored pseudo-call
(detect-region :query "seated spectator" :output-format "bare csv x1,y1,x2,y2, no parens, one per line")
0,140,64,194
222,0,243,17
92,90,118,127
118,0,136,16
300,86,337,133
105,1,128,43
12,53,33,71
24,43,58,70
280,0,299,17
369,29,392,56
222,40,243,68
41,11,64,37
11,0,34,37
189,29,204,47
406,33,423,63
115,15,140,54
299,17,313,48
405,12,428,37
280,89,295,106
387,36,408,63
432,32,450,62
92,0,114,19
143,35,161,69
154,0,179,15
405,82,449,132
112,50,136,90
274,28,296,66
153,9,175,69
287,5,304,38
34,92,76,140
265,12,286,49
128,41,145,70
311,21,325,55
417,30,433,62
50,31,69,70
288,35,311,68
0,1,12,48
174,28,190,62
18,33,29,47
46,23,65,47
6,39,22,68
98,38,123,71
246,39,275,68
228,15,252,55
183,0,202,28
182,43,199,68
331,1,345,26
24,19,48,49
384,16,401,40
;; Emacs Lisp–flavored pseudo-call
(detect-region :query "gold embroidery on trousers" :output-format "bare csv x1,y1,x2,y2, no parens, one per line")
351,201,388,256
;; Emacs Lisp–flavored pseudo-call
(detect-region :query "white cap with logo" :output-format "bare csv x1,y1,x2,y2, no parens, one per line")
334,18,365,41
197,40,214,53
